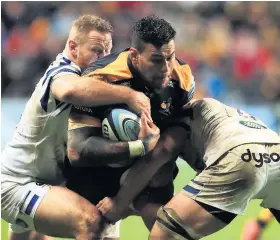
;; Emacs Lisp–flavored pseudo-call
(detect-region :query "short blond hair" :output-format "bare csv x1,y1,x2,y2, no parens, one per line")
72,14,113,43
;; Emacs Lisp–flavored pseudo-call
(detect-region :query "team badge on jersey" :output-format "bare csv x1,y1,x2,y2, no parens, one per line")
159,97,173,116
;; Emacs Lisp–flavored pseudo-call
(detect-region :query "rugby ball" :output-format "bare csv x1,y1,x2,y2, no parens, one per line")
102,108,141,141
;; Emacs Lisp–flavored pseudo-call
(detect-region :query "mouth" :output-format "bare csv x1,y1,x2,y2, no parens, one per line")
154,75,169,81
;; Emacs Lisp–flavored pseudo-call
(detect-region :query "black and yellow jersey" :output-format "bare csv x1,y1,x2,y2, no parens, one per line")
72,48,195,129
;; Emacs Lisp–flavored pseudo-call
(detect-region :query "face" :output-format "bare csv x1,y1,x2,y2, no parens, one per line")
71,30,112,70
131,40,176,90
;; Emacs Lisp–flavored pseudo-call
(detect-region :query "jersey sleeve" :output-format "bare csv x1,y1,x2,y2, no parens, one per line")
49,58,81,83
40,61,81,112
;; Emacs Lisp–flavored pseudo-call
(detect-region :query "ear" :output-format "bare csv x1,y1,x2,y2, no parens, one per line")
68,40,78,57
129,47,139,63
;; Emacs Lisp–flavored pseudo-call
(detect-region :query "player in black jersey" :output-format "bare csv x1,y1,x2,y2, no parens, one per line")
65,15,195,230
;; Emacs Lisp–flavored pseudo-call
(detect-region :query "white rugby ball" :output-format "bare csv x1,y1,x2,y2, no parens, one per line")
102,108,141,141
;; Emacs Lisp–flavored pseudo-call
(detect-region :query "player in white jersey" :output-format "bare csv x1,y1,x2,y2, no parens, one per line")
1,14,153,240
97,98,280,239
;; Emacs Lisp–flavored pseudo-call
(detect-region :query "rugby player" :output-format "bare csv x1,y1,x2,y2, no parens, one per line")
97,98,280,240
66,15,195,231
1,14,153,240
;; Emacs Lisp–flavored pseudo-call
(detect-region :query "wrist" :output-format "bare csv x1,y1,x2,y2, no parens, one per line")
128,140,145,158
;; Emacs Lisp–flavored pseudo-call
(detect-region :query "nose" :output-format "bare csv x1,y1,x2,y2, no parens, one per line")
161,60,171,76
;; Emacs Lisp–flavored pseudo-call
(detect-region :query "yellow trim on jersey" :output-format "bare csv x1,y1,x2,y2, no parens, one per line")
83,49,193,91
69,113,101,130
171,61,193,91
84,51,133,82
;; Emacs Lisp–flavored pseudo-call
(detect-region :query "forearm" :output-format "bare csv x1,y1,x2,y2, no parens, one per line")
68,135,131,167
58,76,134,107
114,127,187,210
115,145,168,206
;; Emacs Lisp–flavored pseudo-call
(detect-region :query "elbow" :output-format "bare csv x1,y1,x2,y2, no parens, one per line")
152,136,178,164
60,86,75,103
54,84,75,103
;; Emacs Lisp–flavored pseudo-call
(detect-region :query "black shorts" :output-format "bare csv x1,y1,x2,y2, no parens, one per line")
64,159,179,205
65,165,128,205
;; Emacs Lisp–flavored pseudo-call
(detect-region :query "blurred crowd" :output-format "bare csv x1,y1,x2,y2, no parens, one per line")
1,1,280,130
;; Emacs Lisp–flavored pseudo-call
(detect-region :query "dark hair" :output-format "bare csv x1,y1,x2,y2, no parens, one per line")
131,15,176,52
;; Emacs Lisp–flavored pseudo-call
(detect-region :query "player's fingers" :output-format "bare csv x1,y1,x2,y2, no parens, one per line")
142,110,153,123
140,114,149,128
141,98,151,110
99,207,105,215
140,107,151,117
96,201,101,209
96,198,108,210
99,203,108,213
146,112,153,124
152,124,160,133
147,120,156,128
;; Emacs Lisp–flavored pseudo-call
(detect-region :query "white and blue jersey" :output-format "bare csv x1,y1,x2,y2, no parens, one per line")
1,52,81,185
179,98,280,171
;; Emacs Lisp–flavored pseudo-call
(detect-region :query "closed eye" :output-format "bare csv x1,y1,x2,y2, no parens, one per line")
91,46,104,54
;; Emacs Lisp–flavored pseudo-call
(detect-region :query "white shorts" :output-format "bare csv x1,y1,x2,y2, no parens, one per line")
9,220,121,238
1,178,50,233
181,143,280,215
2,175,122,238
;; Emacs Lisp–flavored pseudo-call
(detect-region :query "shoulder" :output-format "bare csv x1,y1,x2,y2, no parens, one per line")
82,49,133,82
42,53,81,85
171,57,195,92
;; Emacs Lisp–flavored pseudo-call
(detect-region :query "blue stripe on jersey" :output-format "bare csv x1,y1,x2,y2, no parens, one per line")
55,68,80,76
42,62,68,85
40,78,52,112
40,61,80,112
25,194,39,215
63,57,71,64
183,185,200,195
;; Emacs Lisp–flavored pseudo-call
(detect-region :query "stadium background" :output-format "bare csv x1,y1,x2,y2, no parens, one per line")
1,1,279,239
